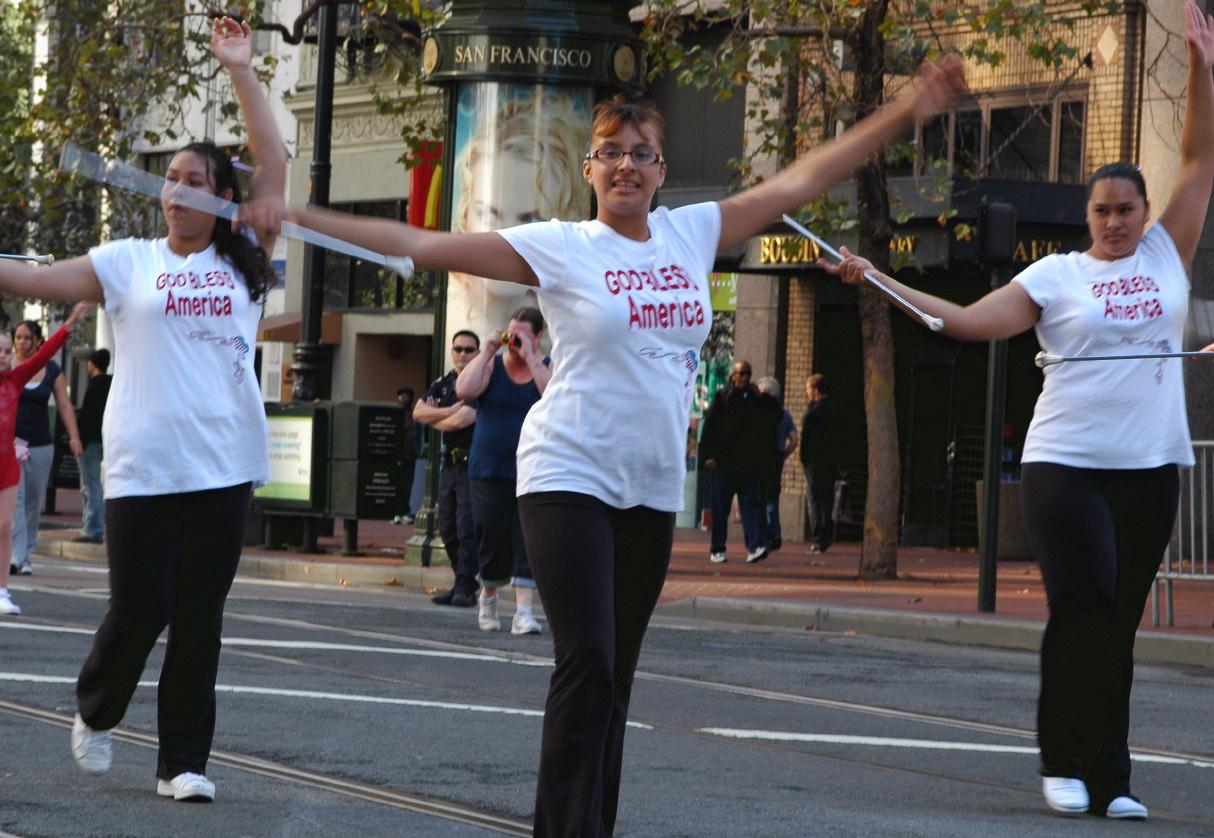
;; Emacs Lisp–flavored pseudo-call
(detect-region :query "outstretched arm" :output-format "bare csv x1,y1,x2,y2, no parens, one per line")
287,205,539,287
1158,2,1214,264
716,58,966,252
12,303,92,389
214,16,288,253
821,247,1040,342
0,256,104,304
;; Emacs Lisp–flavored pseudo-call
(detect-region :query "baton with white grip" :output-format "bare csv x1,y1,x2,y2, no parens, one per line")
58,143,415,279
781,214,944,332
0,253,54,265
1035,350,1214,368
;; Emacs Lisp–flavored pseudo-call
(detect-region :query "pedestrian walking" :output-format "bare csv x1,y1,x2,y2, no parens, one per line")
819,5,1214,819
0,305,90,616
800,373,837,554
455,306,549,635
415,330,480,607
287,55,964,836
394,386,421,525
755,376,797,552
73,347,112,544
700,360,783,563
9,318,83,575
0,16,286,803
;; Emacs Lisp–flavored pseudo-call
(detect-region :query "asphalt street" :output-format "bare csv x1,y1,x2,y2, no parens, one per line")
2,557,1212,837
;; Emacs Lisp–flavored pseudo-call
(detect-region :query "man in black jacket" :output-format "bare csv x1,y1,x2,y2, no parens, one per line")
73,348,111,544
699,360,782,564
800,373,838,554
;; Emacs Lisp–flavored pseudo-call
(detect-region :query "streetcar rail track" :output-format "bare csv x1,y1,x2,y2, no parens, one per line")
0,699,531,836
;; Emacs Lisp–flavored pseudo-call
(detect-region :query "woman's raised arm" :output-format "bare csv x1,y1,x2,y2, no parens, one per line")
716,57,966,253
1157,2,1214,264
213,16,288,253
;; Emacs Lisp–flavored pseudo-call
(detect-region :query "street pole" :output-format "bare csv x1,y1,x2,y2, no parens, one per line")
977,200,1017,613
289,2,337,554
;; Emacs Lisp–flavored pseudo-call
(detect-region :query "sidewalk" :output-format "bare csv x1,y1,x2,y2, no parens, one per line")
33,489,1214,668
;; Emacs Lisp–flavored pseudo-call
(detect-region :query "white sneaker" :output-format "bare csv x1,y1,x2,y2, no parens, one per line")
1106,796,1148,820
16,560,31,575
478,593,501,632
745,546,769,564
156,772,215,802
1042,777,1088,815
0,590,20,616
71,713,112,775
709,552,727,564
511,609,542,635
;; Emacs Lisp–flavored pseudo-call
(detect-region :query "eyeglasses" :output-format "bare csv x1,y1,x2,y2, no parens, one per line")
452,346,478,354
585,147,664,166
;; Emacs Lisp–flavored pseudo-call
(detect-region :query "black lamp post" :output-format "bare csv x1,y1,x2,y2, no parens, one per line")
291,2,338,402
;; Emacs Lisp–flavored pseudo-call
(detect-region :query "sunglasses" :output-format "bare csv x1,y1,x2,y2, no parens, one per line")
452,346,478,354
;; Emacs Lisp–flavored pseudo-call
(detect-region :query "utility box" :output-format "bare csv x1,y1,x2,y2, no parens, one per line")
327,401,407,520
255,401,331,513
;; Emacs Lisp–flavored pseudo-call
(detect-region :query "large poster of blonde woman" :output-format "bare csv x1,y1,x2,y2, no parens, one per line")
445,82,592,353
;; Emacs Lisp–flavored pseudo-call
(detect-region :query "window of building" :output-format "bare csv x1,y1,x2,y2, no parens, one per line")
891,94,1085,183
323,199,436,311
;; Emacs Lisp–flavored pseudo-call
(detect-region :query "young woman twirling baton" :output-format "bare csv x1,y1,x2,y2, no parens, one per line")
820,3,1214,821
288,57,964,835
0,17,285,802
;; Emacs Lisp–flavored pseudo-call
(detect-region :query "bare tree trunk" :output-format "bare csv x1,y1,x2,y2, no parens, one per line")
850,0,899,580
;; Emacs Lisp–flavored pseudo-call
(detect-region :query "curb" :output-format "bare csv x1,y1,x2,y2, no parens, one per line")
655,597,1214,669
36,541,1212,669
35,539,456,595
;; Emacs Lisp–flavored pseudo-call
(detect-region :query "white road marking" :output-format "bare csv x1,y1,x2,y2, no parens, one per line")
0,621,552,667
699,728,1214,768
0,672,650,730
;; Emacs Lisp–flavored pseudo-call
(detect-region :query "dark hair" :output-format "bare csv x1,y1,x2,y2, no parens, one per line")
89,348,111,372
591,95,666,145
1087,162,1147,202
808,373,828,394
177,142,274,302
452,329,480,348
508,306,544,335
13,319,43,346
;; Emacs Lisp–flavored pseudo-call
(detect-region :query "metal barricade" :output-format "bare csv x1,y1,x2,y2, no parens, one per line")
1152,440,1214,627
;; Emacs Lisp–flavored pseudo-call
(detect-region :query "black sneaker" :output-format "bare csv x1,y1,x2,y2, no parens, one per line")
430,588,456,606
450,591,477,608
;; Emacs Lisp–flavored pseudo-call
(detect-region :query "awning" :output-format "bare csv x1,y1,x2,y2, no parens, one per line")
258,310,343,344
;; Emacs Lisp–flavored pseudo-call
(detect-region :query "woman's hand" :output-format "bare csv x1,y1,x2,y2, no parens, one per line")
905,56,968,124
485,329,505,354
64,302,92,331
237,194,286,237
211,16,254,72
817,246,876,287
1185,1,1214,69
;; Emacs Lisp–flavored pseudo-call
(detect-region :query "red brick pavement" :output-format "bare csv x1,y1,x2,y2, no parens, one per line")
40,488,1212,636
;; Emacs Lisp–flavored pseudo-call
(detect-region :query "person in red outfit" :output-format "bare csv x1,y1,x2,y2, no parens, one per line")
0,302,90,616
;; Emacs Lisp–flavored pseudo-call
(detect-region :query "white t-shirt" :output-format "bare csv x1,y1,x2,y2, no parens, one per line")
498,203,720,511
1014,222,1194,468
88,238,270,497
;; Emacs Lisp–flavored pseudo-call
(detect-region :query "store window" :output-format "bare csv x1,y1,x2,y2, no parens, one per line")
323,199,436,311
891,95,1085,183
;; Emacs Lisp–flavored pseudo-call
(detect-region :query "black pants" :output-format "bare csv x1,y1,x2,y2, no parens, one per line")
470,477,532,587
76,483,251,780
518,492,674,838
1020,463,1177,809
437,461,479,594
803,463,836,550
